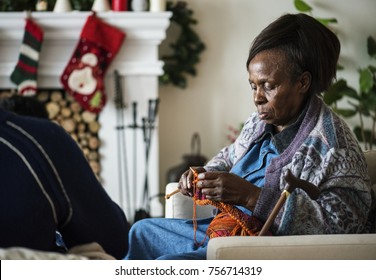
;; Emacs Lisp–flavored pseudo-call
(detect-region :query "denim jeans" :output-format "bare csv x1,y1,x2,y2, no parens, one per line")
124,217,212,260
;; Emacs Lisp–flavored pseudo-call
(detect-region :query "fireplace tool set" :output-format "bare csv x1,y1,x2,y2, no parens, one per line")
114,70,159,223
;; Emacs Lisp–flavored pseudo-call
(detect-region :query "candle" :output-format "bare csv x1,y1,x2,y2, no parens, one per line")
53,0,72,12
92,0,111,12
112,0,128,11
36,0,48,11
131,0,148,12
149,0,166,12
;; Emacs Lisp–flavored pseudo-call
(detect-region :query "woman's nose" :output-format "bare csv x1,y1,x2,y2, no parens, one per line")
254,89,266,105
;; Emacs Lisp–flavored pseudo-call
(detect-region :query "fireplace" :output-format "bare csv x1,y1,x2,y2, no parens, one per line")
0,11,171,222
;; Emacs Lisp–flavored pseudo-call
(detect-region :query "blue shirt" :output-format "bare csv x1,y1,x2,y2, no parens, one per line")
230,134,278,187
230,131,279,215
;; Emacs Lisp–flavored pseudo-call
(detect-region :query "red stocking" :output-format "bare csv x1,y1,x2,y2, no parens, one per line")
60,13,125,113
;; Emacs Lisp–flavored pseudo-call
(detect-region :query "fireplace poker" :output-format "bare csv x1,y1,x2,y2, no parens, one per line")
131,101,138,217
136,98,159,221
114,70,131,218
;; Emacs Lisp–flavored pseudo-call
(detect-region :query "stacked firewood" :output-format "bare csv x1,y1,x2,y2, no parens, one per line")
36,90,102,180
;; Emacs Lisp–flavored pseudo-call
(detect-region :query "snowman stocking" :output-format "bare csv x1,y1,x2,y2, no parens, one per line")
60,13,125,113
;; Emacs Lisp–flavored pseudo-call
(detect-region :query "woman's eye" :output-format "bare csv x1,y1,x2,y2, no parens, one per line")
250,84,257,92
264,83,274,91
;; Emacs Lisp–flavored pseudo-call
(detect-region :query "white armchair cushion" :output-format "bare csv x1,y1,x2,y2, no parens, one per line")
207,234,376,260
165,182,215,219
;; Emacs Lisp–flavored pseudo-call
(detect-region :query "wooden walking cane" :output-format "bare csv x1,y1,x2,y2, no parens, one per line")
258,169,320,236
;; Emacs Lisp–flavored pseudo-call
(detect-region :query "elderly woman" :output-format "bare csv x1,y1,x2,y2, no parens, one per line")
125,13,373,260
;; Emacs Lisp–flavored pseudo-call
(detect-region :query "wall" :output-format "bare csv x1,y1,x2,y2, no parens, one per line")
158,0,376,190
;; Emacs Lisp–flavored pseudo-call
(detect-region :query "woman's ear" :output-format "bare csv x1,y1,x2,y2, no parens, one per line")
300,71,312,94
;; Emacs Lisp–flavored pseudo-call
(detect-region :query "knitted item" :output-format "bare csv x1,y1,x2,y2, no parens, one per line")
10,18,44,96
191,169,271,246
60,13,125,113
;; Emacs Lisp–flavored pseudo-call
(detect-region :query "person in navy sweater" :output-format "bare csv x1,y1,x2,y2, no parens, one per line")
0,108,129,259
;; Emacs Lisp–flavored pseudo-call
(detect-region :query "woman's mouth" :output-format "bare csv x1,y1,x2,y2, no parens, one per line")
258,112,268,120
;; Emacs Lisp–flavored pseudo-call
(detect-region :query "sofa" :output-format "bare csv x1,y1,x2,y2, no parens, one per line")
0,242,116,260
2,153,375,260
164,150,376,260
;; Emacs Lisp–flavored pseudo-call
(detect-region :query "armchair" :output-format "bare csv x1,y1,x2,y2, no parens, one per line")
164,150,376,259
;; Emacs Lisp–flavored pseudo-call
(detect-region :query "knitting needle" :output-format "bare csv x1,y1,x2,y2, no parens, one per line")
165,189,180,199
165,167,198,199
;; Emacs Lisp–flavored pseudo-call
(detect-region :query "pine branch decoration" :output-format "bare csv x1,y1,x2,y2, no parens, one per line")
160,1,206,89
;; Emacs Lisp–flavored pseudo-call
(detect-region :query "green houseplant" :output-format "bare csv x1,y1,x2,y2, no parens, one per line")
324,37,376,150
295,0,376,150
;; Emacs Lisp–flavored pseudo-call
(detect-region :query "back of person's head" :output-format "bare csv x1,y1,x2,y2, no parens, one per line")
246,13,340,95
0,94,49,119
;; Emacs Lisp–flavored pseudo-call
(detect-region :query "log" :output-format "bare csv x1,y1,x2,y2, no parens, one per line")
70,102,81,113
37,91,49,103
61,118,76,133
88,137,100,150
89,160,101,174
61,107,72,118
59,99,67,108
72,113,82,123
82,111,97,123
51,91,63,102
82,147,90,157
46,102,60,119
89,121,100,134
77,122,86,132
88,151,99,161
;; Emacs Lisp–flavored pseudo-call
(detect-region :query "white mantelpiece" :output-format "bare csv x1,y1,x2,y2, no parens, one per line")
0,12,171,221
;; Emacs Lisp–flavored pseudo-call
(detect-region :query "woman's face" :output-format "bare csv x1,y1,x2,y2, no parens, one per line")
248,49,311,132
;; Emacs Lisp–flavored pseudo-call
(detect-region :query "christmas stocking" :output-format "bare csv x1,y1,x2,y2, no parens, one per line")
60,13,125,113
10,18,44,96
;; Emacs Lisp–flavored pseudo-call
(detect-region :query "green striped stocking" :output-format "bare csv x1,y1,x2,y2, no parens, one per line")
10,18,44,96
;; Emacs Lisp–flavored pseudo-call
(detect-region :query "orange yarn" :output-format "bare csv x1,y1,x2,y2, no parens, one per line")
191,168,268,246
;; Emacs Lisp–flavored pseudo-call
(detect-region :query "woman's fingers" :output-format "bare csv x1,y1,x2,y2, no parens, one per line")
178,167,205,197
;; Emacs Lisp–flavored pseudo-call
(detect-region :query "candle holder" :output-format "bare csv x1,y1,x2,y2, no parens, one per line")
112,0,128,11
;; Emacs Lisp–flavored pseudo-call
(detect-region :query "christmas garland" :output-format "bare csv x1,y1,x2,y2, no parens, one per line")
160,1,205,89
0,0,94,11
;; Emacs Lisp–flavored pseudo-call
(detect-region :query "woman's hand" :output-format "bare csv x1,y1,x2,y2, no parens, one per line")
178,167,206,197
196,171,261,211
